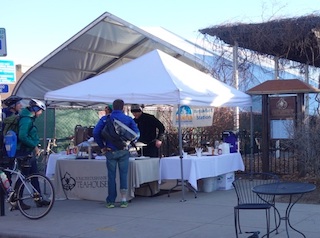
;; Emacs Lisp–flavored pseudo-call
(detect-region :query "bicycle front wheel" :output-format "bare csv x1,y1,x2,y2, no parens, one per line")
17,173,55,219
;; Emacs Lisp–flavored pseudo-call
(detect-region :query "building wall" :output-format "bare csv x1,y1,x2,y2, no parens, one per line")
1,64,28,100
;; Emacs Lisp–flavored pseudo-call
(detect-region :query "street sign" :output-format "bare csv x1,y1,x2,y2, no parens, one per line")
0,60,15,83
0,28,7,57
0,84,8,93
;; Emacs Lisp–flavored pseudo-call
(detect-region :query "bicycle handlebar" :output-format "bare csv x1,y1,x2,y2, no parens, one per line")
39,137,73,142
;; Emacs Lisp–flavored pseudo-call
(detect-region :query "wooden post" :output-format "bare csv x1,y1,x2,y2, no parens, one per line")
261,95,270,173
297,93,306,176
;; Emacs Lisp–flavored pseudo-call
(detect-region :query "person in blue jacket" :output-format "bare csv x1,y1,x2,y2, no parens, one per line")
93,99,139,209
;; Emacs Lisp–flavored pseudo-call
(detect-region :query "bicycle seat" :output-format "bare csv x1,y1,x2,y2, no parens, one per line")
15,155,32,169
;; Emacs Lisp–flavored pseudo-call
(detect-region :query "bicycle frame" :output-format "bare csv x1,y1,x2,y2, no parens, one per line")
0,156,55,219
2,159,41,198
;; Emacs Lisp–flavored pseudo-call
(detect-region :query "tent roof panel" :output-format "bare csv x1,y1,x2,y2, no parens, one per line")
14,12,216,101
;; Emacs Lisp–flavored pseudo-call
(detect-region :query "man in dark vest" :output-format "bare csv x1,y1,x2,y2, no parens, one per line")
130,104,165,158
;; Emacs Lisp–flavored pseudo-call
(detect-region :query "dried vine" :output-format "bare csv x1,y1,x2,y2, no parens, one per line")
199,14,320,67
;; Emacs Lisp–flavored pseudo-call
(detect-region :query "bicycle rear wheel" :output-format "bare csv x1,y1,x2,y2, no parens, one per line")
17,173,55,219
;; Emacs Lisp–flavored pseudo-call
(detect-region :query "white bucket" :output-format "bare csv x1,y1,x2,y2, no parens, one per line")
202,177,217,193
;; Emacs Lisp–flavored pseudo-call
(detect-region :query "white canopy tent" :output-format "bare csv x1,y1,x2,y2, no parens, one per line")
45,49,252,201
45,49,251,107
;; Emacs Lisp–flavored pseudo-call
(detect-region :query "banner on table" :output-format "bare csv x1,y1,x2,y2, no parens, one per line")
172,105,214,127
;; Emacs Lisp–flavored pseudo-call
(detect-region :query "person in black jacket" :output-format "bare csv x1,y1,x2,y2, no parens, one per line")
130,104,165,157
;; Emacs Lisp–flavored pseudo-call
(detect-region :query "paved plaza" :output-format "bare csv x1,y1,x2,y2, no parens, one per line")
0,184,320,238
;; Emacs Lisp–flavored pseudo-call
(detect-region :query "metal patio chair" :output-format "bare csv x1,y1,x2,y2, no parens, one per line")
232,172,279,238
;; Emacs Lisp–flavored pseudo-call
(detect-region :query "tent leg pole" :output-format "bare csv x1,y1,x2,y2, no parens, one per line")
178,104,186,202
180,157,186,202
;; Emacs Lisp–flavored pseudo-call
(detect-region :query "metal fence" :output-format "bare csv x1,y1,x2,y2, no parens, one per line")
35,108,100,151
241,144,298,175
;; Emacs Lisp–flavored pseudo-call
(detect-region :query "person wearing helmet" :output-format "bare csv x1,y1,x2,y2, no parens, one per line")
15,98,49,207
18,98,46,157
1,96,23,172
2,95,23,119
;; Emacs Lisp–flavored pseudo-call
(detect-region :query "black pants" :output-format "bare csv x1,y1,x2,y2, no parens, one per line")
14,151,40,194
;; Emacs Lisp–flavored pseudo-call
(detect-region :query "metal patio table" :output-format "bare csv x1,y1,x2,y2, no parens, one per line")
253,182,316,238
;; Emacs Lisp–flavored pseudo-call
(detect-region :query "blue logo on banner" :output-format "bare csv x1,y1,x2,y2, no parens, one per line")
176,105,192,123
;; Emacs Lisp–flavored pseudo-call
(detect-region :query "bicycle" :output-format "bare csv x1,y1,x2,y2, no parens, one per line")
37,138,58,173
37,137,73,173
0,155,55,219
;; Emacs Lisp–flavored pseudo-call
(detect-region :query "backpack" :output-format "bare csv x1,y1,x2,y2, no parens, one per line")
2,114,20,157
3,114,32,157
3,114,20,137
101,115,138,150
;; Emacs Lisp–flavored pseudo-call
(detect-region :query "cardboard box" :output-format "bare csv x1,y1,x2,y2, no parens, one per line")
217,172,234,190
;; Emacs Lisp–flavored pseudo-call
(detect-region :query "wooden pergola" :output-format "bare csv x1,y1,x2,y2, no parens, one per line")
199,14,320,67
199,15,320,172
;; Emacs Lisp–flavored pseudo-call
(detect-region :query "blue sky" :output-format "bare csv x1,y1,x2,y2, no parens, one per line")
1,0,319,66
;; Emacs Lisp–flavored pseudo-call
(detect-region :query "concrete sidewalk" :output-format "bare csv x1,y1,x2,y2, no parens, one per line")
0,187,320,238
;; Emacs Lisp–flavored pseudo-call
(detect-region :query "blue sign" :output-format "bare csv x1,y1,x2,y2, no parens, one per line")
0,60,15,83
0,28,7,56
0,84,8,93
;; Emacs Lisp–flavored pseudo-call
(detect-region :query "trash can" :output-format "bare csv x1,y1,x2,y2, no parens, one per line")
202,177,217,192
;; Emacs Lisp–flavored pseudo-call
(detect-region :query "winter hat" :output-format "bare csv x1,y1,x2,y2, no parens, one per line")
130,104,142,113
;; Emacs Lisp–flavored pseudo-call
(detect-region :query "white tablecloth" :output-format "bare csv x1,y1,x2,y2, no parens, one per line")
53,158,160,202
159,153,244,190
46,153,77,178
